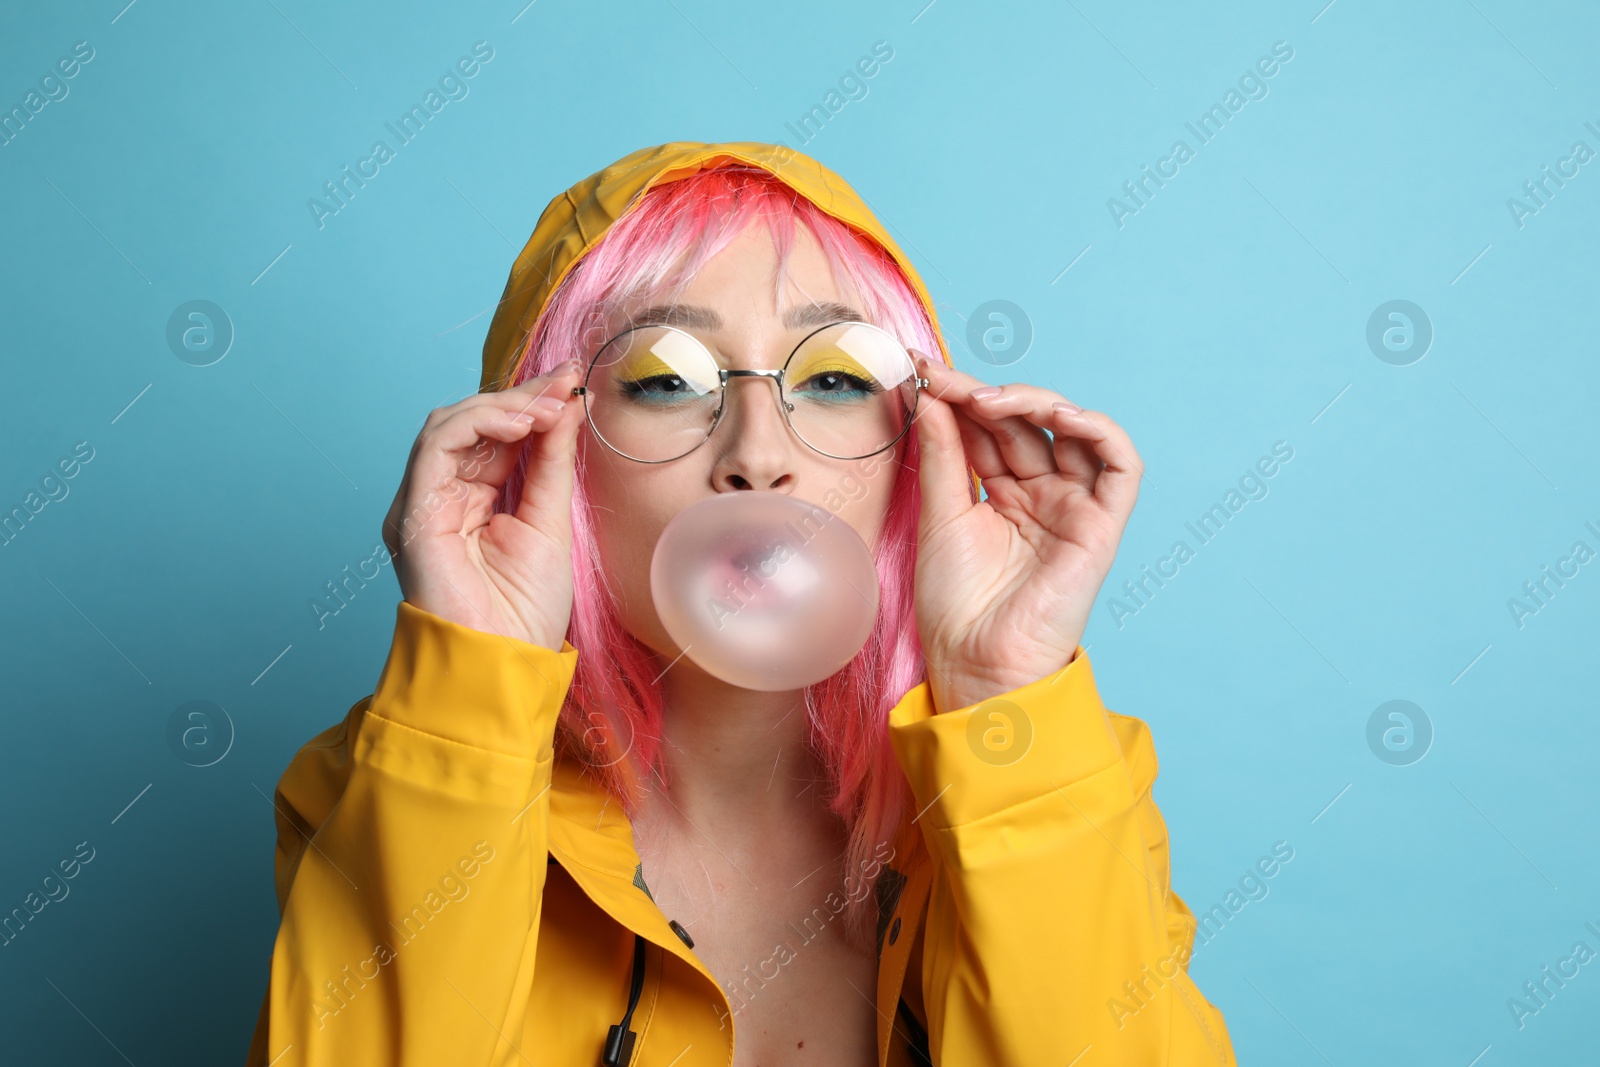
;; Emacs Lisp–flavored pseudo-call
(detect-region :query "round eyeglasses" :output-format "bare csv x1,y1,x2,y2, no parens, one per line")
569,320,929,463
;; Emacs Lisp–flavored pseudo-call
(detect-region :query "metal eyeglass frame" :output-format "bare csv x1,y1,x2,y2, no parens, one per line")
568,320,931,463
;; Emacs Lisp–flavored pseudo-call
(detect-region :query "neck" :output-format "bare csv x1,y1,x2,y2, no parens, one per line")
642,663,832,839
627,658,856,940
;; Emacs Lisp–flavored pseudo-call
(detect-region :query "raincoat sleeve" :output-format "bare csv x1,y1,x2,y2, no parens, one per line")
245,599,579,1067
886,648,1236,1065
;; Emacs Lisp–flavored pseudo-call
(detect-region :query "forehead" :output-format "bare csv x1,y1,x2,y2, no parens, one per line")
620,219,859,328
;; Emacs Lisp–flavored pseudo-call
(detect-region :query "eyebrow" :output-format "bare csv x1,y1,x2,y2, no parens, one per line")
623,300,865,332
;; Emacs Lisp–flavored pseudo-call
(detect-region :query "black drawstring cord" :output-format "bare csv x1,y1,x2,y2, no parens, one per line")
898,997,933,1066
601,933,647,1066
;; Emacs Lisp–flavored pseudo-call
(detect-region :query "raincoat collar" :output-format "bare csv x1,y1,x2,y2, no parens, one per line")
544,754,699,970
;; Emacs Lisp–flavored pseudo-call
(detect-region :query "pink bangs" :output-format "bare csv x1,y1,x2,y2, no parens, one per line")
494,163,947,952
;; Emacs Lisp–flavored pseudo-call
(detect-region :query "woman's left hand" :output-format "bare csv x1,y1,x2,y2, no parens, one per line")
909,352,1144,714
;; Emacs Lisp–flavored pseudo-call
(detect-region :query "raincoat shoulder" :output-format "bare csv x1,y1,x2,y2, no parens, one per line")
884,648,1237,1064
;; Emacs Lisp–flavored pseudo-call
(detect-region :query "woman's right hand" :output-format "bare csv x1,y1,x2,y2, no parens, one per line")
382,361,587,650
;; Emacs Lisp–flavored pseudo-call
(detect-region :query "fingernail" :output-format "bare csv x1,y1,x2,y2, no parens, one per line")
970,386,1002,400
1054,400,1082,414
563,359,582,374
533,396,565,412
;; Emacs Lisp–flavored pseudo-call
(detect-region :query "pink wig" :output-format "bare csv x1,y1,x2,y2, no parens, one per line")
494,163,946,951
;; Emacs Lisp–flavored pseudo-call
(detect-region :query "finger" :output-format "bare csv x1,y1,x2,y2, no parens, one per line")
1027,405,1143,518
430,361,583,424
384,429,436,556
460,369,590,488
944,399,1007,479
985,391,1141,486
512,386,584,534
422,397,568,474
913,353,1015,481
958,383,1108,486
441,406,552,490
478,363,586,419
911,379,976,534
385,365,584,548
910,351,989,467
397,401,566,548
920,356,1140,490
918,357,1056,480
971,398,1142,515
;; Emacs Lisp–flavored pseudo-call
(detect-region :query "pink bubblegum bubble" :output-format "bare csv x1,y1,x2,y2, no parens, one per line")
649,491,880,692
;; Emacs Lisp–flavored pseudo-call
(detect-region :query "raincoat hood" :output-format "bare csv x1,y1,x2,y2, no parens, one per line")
477,140,958,395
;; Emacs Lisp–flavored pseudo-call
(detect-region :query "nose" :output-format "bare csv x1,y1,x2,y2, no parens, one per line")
709,372,799,492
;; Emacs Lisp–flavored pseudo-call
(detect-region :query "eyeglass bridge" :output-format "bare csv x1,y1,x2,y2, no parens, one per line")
717,368,792,412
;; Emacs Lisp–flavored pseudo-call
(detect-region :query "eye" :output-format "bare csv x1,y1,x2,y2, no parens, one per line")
793,365,880,399
621,374,692,399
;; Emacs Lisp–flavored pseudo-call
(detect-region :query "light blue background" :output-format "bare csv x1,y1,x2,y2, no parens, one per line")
2,0,1596,1063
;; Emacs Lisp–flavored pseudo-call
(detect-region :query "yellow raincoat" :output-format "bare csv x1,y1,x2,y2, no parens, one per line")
246,142,1237,1066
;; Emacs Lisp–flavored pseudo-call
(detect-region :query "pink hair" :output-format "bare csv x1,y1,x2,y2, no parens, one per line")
494,163,948,951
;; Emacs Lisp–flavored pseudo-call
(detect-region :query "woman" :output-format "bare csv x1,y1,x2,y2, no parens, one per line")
246,141,1237,1066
